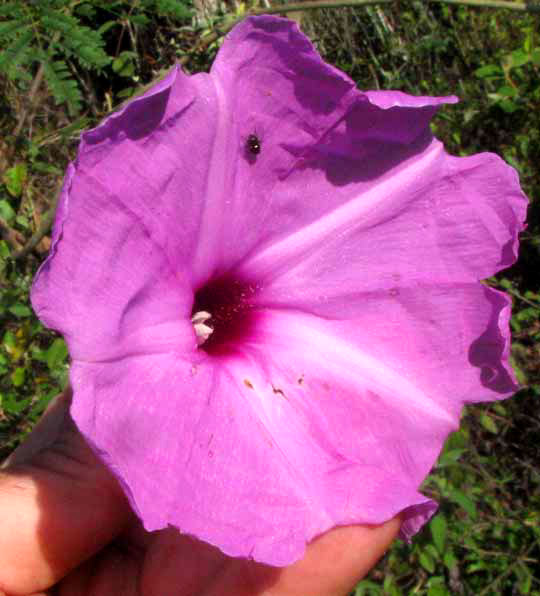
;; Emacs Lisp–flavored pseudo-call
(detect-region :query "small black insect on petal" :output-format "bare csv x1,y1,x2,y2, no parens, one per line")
246,133,261,156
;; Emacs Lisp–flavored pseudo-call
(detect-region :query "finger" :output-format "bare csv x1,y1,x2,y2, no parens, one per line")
138,528,227,596
0,397,132,596
202,517,401,596
273,518,402,595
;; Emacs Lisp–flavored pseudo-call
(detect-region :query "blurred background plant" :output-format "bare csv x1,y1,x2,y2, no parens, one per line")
0,0,538,594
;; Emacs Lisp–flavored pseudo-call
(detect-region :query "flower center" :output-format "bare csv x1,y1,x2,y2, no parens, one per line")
191,310,214,346
192,274,259,356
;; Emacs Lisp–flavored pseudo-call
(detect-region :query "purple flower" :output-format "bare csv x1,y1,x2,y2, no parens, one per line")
31,16,527,565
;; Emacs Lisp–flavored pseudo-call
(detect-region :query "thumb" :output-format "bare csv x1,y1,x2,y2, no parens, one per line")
0,390,132,595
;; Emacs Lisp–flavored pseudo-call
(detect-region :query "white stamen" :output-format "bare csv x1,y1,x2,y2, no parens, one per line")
191,311,213,346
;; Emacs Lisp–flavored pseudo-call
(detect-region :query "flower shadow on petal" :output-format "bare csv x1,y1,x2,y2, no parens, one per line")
245,20,354,117
289,102,435,187
84,87,173,145
312,132,433,187
468,286,518,395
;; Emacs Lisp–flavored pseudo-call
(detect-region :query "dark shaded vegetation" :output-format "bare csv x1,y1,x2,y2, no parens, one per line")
0,1,538,594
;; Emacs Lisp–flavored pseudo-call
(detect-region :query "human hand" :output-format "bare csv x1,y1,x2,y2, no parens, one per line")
0,390,400,596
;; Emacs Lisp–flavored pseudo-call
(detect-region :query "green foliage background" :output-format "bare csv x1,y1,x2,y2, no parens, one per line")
0,1,539,594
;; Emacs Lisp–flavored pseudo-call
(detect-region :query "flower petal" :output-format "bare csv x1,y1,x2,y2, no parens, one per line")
31,165,196,360
204,18,464,279
364,90,458,109
70,354,315,565
30,14,528,568
241,142,527,290
70,339,436,565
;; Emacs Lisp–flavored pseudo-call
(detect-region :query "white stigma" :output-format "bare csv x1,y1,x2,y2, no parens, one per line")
191,311,213,346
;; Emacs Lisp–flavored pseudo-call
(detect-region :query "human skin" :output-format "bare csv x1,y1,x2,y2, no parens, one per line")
0,390,400,596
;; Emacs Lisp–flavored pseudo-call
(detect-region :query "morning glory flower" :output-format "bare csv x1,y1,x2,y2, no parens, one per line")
31,15,527,566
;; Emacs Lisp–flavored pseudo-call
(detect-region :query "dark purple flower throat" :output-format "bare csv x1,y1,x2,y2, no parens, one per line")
192,273,260,356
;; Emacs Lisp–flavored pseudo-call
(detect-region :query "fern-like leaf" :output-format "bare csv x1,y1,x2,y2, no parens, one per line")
1,1,112,115
40,12,110,70
155,0,193,19
42,58,83,116
0,2,23,18
0,26,33,74
0,18,27,40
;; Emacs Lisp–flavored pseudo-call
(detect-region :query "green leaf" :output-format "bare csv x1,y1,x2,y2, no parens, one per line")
28,391,57,422
8,304,32,318
2,163,27,197
499,99,519,114
75,3,96,18
467,561,487,573
0,3,21,18
443,549,458,570
2,392,32,413
427,581,450,596
425,543,440,561
0,239,10,257
474,64,502,78
3,330,16,350
15,214,29,228
419,549,436,573
515,562,532,594
496,85,518,98
382,580,400,596
0,19,28,40
41,12,110,70
97,20,119,36
0,27,33,72
46,338,68,371
507,49,531,69
42,59,83,115
492,403,507,415
156,0,192,19
0,199,16,222
354,580,383,595
112,52,136,77
448,489,477,519
129,14,150,26
437,448,466,467
11,366,25,387
117,87,135,99
480,413,498,434
430,514,447,553
56,116,90,142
